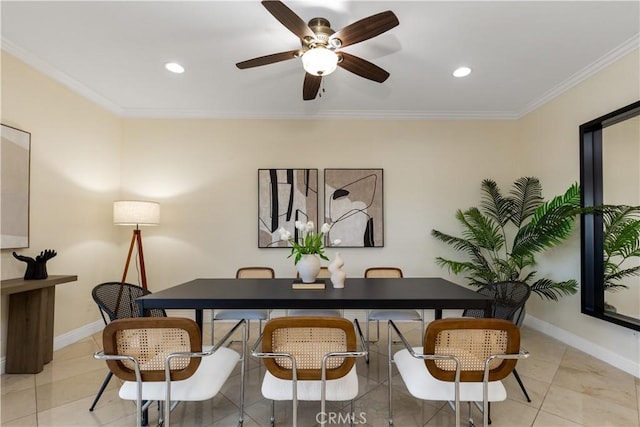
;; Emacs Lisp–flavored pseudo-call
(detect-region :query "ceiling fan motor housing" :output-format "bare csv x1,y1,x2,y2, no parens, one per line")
306,17,336,47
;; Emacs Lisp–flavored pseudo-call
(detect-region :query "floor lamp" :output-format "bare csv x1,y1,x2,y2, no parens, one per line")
113,200,160,290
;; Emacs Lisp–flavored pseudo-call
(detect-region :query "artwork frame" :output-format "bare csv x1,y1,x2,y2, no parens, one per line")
1,124,31,249
258,168,319,248
324,168,384,248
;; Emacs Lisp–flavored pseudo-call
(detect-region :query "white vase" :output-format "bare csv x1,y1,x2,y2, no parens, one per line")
328,252,346,288
296,254,321,283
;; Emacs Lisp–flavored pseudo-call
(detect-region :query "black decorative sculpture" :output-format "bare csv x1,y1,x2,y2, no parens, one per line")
13,249,57,280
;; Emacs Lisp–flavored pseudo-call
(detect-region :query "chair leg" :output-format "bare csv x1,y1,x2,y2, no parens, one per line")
512,369,531,402
270,400,275,426
354,318,369,364
365,314,369,340
243,321,249,425
230,320,250,345
350,400,355,427
488,402,492,425
211,316,216,345
89,371,113,411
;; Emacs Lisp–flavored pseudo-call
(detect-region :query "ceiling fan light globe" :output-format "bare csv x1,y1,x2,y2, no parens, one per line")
302,47,338,76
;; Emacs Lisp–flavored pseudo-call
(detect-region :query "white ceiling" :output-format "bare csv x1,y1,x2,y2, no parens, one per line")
1,1,639,119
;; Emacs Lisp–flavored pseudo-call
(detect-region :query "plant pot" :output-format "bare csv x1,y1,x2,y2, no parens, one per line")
296,254,321,283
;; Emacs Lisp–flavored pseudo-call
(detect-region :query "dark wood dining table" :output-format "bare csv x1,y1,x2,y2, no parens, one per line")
136,277,493,329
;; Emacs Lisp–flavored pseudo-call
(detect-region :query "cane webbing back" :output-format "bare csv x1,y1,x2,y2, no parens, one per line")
424,318,520,382
93,282,166,321
236,267,275,279
262,317,356,381
364,267,404,278
103,317,201,382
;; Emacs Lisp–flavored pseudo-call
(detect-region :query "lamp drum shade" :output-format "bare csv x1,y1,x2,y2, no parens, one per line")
113,201,160,226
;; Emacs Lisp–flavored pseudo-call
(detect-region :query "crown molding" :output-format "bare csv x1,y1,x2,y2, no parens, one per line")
2,38,124,116
120,108,520,120
4,33,638,121
517,34,640,118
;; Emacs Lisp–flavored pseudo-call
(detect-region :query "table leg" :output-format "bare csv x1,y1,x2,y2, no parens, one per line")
484,301,493,318
434,308,443,319
195,309,203,332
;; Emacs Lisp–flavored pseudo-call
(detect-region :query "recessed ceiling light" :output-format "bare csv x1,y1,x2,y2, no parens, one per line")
165,62,185,74
453,66,471,78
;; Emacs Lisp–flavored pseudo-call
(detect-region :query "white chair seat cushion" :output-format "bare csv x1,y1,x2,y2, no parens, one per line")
369,309,421,321
119,346,239,402
214,309,269,320
394,347,507,402
261,365,358,402
288,309,342,317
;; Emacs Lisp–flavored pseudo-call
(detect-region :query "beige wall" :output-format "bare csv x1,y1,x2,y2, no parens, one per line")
118,118,520,288
1,52,123,347
1,48,639,375
519,50,640,371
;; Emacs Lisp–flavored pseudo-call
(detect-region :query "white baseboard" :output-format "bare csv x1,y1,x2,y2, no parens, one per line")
54,319,105,350
523,314,640,378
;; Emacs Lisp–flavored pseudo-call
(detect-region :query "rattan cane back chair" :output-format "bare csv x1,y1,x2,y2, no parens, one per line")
423,318,520,382
462,281,532,402
252,316,367,426
390,318,528,427
89,282,166,412
96,317,245,427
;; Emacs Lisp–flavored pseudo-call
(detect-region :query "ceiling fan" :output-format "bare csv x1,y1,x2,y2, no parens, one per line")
236,0,399,101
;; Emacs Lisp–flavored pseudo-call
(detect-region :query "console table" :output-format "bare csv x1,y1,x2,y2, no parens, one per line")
1,275,77,374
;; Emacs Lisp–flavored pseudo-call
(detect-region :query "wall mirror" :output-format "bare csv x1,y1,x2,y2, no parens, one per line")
1,124,31,249
580,100,640,331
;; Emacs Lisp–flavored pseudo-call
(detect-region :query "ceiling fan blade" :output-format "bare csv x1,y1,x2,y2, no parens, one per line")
330,11,399,48
303,73,322,100
338,52,390,83
236,50,300,69
262,0,316,40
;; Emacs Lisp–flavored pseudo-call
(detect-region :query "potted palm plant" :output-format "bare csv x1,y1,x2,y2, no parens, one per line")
431,177,581,301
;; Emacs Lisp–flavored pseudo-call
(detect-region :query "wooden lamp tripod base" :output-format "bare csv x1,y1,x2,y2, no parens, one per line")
121,228,147,290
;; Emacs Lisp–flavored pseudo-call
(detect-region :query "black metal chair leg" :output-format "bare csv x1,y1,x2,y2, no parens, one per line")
142,405,149,427
89,371,113,411
512,369,531,402
488,401,492,424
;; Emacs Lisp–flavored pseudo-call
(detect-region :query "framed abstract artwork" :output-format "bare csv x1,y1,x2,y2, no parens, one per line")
258,169,318,248
324,168,383,247
1,124,31,249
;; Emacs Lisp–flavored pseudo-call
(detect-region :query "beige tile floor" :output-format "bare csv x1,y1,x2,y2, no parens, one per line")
2,321,639,427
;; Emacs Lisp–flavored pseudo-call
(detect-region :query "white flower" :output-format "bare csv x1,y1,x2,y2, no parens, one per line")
320,223,331,233
294,220,305,231
332,239,342,246
277,227,291,241
305,221,314,232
